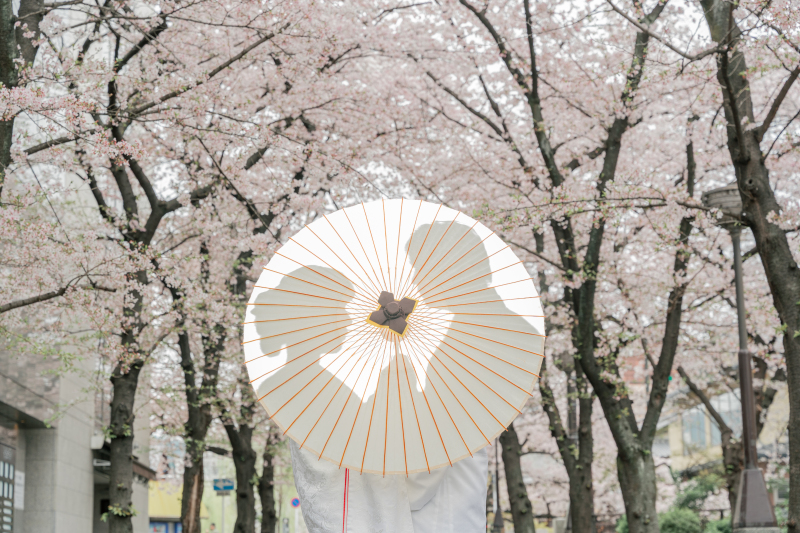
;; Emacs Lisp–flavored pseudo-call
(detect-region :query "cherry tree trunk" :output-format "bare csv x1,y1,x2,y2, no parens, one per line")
178,328,218,533
176,280,224,533
0,0,42,196
569,474,594,533
258,439,277,533
180,458,205,533
0,0,16,197
616,451,659,533
225,422,258,533
569,391,594,533
499,423,536,533
108,361,144,533
108,273,149,533
540,360,594,533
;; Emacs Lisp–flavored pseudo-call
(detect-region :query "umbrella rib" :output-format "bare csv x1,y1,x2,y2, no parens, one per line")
417,296,541,308
241,317,354,345
422,277,536,305
253,323,372,392
383,334,392,476
321,213,384,296
399,212,459,299
412,311,544,318
250,324,372,400
396,204,442,299
405,324,524,417
246,303,367,309
289,234,379,299
280,328,383,434
360,331,392,472
341,209,387,294
398,336,430,473
443,324,546,355
410,232,492,297
415,314,547,338
382,200,393,296
393,199,404,295
335,331,391,468
262,268,377,310
247,321,367,373
404,327,490,446
394,337,408,476
272,253,377,302
252,286,374,311
400,336,452,467
401,334,464,464
410,220,478,294
275,251,353,290
362,202,391,293
242,312,351,325
413,326,534,398
396,200,423,299
272,327,378,422
418,250,513,301
301,328,383,451
406,317,541,377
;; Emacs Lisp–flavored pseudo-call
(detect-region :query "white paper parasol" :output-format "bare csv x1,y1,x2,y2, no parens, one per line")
243,199,545,475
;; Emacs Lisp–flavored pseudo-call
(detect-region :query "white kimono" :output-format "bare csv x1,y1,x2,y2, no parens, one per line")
289,440,488,533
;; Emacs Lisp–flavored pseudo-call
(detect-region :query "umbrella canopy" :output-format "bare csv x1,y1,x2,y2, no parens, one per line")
243,199,545,475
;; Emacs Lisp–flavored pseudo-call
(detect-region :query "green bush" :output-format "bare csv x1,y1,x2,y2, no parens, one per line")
616,508,704,533
704,519,732,533
673,474,723,511
616,514,628,533
660,508,702,533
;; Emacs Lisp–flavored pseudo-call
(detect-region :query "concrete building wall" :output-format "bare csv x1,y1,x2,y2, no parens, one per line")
1,338,151,533
19,407,94,532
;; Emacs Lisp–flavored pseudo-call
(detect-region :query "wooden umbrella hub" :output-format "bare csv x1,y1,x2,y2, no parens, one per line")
367,291,416,336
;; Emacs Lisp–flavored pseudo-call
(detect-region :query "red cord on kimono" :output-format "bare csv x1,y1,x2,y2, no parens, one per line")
342,468,349,532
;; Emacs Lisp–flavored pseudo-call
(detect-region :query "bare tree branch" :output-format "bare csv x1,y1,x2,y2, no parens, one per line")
758,65,800,142
606,0,726,61
128,26,288,118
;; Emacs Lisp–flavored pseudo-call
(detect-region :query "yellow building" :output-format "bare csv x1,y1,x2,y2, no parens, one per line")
148,481,209,533
657,386,789,474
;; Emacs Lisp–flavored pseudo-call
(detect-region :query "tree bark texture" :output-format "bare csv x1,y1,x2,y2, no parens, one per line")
176,241,226,533
107,270,149,533
499,422,536,533
178,326,224,533
699,2,800,528
258,434,278,533
0,0,17,197
0,0,42,196
541,359,594,533
108,359,144,533
222,365,262,533
224,419,258,533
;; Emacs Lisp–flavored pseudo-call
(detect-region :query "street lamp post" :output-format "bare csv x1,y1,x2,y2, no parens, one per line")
701,183,779,533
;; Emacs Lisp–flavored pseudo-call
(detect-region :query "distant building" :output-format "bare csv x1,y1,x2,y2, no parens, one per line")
0,343,154,532
654,383,789,515
148,480,210,533
655,386,789,473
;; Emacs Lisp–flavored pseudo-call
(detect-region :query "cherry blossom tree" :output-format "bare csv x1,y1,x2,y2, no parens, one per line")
605,0,799,524
3,1,797,532
361,1,712,531
0,0,383,531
